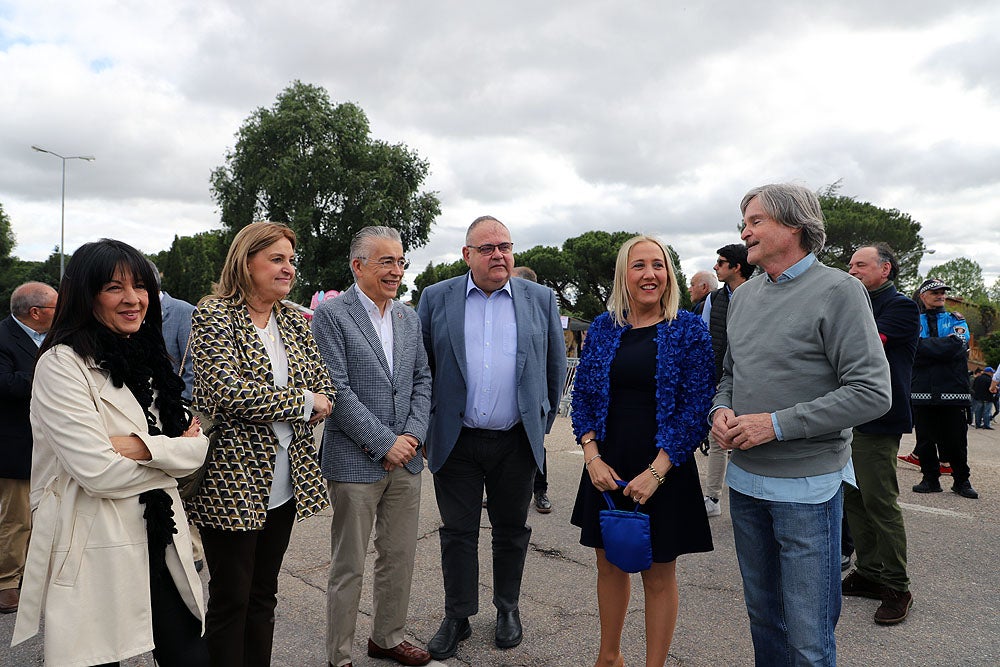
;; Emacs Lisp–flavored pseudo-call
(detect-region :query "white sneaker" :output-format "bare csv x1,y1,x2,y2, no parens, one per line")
704,496,721,517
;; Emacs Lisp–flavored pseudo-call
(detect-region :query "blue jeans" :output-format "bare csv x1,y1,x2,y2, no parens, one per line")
730,487,842,667
972,399,992,428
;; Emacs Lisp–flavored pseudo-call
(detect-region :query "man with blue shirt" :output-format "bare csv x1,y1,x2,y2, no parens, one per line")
0,282,57,614
711,184,891,666
418,216,565,660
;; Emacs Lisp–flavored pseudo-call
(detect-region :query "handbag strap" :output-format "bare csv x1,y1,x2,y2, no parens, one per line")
601,479,642,513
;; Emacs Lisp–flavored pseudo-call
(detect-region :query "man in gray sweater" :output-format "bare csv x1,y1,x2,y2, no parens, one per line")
711,183,891,666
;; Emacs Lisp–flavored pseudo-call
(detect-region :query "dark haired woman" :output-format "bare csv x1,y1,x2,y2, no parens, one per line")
185,221,334,667
12,239,209,666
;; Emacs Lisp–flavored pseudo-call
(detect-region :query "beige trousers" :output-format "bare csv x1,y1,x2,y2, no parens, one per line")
326,468,421,666
0,478,31,590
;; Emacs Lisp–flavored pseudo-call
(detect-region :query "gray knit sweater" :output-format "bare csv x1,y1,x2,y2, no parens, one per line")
712,261,891,477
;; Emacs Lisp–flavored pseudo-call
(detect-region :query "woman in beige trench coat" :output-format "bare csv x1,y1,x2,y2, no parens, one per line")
12,239,209,667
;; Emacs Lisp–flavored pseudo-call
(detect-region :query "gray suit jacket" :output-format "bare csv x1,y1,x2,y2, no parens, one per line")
161,292,195,400
312,284,432,483
417,274,566,474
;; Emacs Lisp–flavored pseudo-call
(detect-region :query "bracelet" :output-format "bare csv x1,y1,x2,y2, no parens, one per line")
648,464,665,485
580,436,597,447
585,453,603,468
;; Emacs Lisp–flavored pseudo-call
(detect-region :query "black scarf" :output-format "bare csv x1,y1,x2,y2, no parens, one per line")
94,327,178,582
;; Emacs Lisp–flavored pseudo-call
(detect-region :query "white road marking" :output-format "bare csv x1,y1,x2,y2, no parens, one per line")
898,501,973,519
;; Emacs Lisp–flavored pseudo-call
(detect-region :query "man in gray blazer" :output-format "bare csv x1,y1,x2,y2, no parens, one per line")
312,226,433,667
417,216,566,659
150,261,196,401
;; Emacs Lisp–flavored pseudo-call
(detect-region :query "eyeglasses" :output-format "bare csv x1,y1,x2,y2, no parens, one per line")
714,259,730,268
361,257,410,270
467,242,514,256
32,305,56,310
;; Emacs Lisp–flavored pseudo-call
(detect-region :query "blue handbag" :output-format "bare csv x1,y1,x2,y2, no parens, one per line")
599,480,653,573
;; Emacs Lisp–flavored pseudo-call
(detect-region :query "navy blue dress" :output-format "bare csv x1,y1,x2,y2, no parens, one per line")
570,324,713,562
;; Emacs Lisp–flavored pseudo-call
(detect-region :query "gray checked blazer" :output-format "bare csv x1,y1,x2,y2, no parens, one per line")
161,291,195,400
312,284,432,483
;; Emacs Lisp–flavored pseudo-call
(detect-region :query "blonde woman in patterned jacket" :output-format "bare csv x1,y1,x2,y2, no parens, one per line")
186,222,335,667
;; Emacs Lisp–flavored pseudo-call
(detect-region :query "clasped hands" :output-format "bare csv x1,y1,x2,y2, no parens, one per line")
383,434,420,471
308,392,334,425
711,409,775,450
587,457,667,506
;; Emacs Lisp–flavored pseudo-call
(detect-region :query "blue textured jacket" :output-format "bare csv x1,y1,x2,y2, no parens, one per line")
571,310,714,466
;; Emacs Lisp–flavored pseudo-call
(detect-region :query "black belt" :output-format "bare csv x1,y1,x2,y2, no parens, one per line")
461,424,522,439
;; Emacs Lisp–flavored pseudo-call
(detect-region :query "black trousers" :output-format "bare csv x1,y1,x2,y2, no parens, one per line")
433,424,536,619
199,499,296,667
913,405,971,484
94,561,209,667
532,453,548,494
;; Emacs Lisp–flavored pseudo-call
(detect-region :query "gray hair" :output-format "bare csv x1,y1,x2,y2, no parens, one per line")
466,216,507,244
349,226,403,276
691,270,718,290
147,259,163,290
740,183,826,254
10,282,56,317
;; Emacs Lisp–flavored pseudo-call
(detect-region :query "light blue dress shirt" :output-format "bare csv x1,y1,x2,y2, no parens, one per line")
463,274,519,431
725,253,856,503
13,316,46,348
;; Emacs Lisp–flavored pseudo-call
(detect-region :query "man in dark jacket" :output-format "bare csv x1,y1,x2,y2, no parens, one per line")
910,278,978,499
0,282,57,614
971,367,994,429
842,244,919,625
701,243,754,518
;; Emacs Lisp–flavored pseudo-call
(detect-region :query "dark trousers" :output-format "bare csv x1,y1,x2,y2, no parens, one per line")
433,425,536,619
532,453,548,494
913,406,970,484
94,562,209,667
843,431,909,592
199,500,296,667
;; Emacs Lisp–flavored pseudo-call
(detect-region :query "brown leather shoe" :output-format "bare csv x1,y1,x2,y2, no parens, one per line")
874,588,913,625
0,588,19,614
367,638,431,666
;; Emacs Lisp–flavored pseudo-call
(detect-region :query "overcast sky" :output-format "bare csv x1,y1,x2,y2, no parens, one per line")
3,0,999,293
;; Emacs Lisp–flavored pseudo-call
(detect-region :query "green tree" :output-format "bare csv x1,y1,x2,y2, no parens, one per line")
0,202,14,262
211,81,440,300
151,230,230,304
978,332,1000,368
928,257,987,303
411,258,468,305
817,184,927,293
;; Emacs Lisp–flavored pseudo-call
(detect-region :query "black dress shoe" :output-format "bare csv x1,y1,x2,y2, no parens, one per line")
912,479,943,493
427,617,470,660
952,481,980,499
495,608,522,649
534,491,552,513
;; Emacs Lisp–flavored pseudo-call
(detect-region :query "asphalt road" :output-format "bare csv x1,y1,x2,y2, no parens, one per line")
3,416,998,666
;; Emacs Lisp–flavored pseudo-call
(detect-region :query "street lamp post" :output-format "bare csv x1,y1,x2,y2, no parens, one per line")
31,145,95,279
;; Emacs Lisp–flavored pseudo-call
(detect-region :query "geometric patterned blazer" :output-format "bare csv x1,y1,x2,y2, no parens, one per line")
311,284,432,484
184,297,335,531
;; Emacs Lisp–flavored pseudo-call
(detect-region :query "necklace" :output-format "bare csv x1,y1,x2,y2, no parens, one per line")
254,314,277,342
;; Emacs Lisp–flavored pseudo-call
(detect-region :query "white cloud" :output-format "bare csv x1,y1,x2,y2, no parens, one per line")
1,0,999,290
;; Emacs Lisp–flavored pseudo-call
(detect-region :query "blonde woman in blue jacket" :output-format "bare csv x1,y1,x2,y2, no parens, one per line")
571,235,715,667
